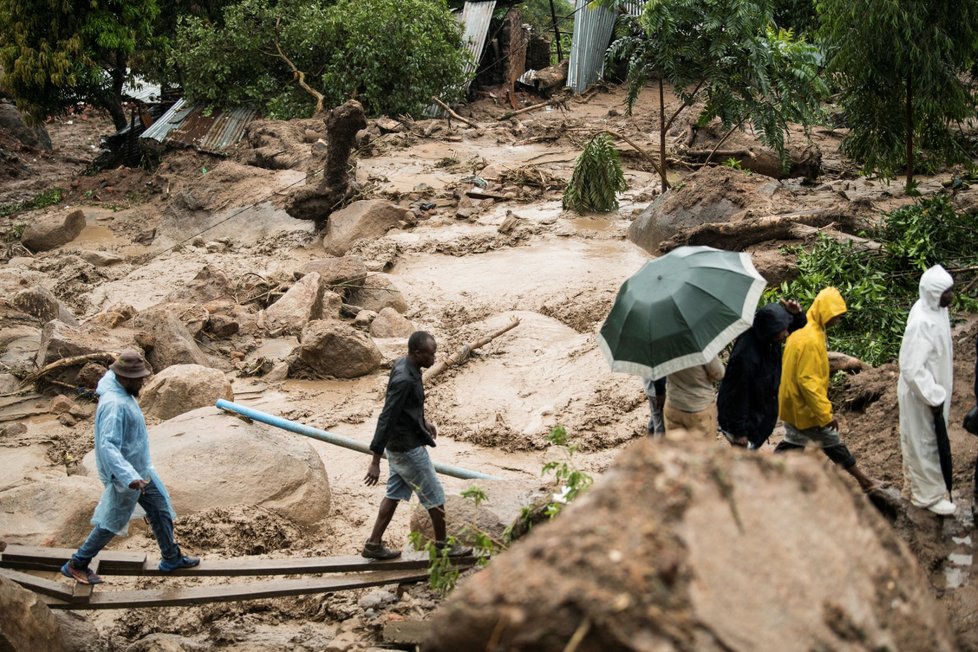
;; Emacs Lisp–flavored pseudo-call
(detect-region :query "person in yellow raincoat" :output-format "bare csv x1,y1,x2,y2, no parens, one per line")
775,287,881,493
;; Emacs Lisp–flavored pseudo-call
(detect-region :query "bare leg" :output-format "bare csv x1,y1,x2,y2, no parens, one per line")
367,497,399,545
844,463,880,493
428,504,447,542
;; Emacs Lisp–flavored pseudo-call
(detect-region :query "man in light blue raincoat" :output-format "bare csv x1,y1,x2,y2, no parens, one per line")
60,351,200,584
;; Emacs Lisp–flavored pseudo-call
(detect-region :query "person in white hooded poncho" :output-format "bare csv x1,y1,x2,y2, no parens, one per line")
898,265,956,515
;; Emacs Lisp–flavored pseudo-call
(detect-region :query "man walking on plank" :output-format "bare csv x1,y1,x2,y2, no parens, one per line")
61,351,200,584
362,331,471,560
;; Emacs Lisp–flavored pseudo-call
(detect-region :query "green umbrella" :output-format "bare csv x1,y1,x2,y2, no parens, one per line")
598,246,766,378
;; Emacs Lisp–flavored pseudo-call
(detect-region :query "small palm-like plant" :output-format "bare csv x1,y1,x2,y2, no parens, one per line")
562,134,627,213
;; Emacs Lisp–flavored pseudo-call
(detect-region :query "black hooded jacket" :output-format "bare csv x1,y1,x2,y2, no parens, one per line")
717,303,806,447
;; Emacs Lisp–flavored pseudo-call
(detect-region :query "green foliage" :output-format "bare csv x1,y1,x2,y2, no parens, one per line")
605,0,826,176
773,0,818,35
562,134,627,213
460,485,487,508
518,0,575,64
0,0,159,127
769,194,978,365
817,0,978,184
540,425,593,518
174,0,470,119
0,188,63,220
407,533,461,596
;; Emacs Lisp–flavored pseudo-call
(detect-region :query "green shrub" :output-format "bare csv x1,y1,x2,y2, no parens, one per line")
562,134,627,213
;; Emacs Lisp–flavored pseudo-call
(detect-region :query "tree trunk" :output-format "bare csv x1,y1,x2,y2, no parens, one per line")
658,78,667,194
103,58,128,130
905,70,914,188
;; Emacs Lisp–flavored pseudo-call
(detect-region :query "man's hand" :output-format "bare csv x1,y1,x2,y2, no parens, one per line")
363,459,381,486
425,419,438,440
128,479,149,493
780,298,803,315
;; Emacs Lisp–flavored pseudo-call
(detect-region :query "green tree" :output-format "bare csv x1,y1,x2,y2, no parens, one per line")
173,0,469,119
605,0,826,192
817,1,978,187
0,0,160,128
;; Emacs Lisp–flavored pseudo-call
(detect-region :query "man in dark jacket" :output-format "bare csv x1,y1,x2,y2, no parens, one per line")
361,331,471,560
717,299,805,449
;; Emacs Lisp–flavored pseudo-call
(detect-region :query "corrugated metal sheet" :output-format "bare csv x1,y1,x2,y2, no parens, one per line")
566,0,646,93
140,99,259,154
459,0,497,89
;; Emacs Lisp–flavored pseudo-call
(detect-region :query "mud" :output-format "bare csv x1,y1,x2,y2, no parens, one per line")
1,82,978,650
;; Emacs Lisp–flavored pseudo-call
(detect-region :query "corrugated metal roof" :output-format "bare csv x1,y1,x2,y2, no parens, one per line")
140,98,259,154
459,0,497,90
565,0,646,94
566,0,617,94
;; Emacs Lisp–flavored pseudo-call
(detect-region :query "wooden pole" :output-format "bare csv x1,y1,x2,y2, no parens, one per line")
430,96,480,129
549,0,563,62
423,317,520,384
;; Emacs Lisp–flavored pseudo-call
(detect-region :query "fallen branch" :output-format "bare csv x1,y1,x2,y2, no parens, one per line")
498,100,552,121
19,352,117,388
828,351,868,373
658,209,857,253
423,317,520,384
598,130,670,189
430,97,480,130
786,223,882,252
271,18,325,115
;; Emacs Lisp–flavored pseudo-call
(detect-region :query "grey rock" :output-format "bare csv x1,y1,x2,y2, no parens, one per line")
21,209,86,252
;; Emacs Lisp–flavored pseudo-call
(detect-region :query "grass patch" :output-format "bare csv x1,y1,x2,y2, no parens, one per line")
0,187,64,219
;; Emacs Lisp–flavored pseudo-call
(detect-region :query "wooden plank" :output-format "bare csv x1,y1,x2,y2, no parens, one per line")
131,552,476,577
0,568,76,602
1,544,146,573
47,569,429,610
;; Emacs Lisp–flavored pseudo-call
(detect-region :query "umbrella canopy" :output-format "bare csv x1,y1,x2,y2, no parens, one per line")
598,246,766,378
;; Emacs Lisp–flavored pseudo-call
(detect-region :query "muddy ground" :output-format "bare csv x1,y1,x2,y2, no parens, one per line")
2,83,978,650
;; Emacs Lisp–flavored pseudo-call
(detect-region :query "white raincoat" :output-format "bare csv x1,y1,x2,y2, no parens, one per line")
898,265,954,508
90,371,175,534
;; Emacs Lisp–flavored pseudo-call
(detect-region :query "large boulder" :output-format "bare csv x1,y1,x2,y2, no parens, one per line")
409,494,506,546
140,364,233,421
34,320,138,380
297,256,368,297
132,304,212,371
162,265,233,305
369,307,414,339
21,209,86,252
628,166,778,254
12,285,77,326
264,272,342,335
321,199,413,256
0,475,102,544
79,407,331,529
0,576,66,652
425,437,953,652
297,320,382,378
347,274,408,314
0,100,52,150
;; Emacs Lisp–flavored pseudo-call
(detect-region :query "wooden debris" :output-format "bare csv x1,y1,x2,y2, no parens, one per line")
18,352,116,389
786,223,881,251
423,317,520,384
430,97,480,130
828,351,868,373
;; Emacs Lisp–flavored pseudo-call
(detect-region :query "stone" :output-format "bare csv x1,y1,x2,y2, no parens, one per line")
369,307,414,339
85,310,128,329
0,576,65,652
321,199,414,256
140,364,234,421
297,255,369,297
21,209,86,252
347,274,408,314
409,494,506,547
132,305,212,371
50,395,74,414
34,321,138,378
52,610,101,652
353,309,377,330
206,313,239,338
162,265,232,305
297,320,382,379
0,372,19,394
75,363,108,389
358,589,397,610
0,475,103,543
0,101,51,150
76,249,124,267
265,272,327,335
12,285,60,323
425,437,953,652
79,407,331,529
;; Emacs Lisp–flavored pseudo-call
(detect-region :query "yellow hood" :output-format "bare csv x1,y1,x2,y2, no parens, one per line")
806,287,847,329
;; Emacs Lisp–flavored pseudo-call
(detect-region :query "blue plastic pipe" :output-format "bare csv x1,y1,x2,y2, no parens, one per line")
215,399,501,481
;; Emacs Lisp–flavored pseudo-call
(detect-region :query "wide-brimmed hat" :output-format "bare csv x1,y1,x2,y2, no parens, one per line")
109,351,152,378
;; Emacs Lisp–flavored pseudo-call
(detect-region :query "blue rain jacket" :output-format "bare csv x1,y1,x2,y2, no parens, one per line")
90,371,175,535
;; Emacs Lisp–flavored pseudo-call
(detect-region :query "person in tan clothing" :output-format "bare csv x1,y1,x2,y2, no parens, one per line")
663,356,724,437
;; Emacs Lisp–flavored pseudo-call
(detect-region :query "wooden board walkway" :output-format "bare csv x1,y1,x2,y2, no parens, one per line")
0,544,476,610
